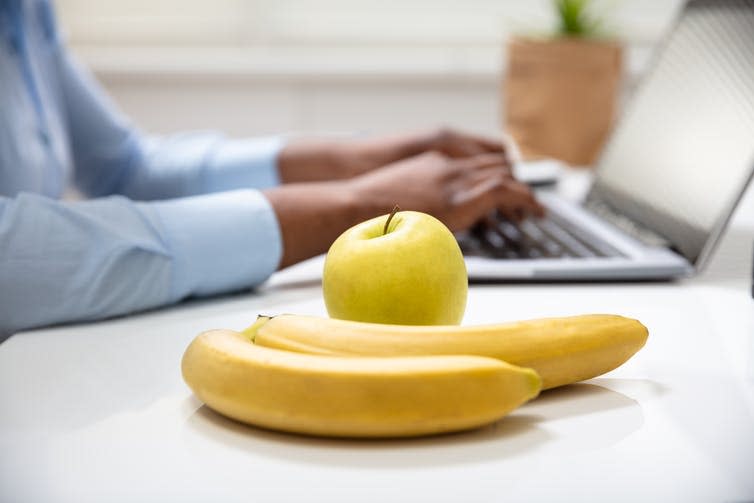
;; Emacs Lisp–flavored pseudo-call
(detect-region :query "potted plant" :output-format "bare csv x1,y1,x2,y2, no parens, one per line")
504,0,622,166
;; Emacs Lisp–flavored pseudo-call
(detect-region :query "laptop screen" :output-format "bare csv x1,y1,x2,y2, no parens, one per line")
591,0,754,264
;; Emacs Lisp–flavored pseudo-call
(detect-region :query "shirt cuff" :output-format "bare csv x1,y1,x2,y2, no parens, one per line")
203,136,284,192
144,189,282,299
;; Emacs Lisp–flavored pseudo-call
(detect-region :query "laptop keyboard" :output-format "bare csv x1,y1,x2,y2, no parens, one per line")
456,211,624,260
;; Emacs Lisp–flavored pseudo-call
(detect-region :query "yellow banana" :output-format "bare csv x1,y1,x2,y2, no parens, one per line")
181,327,541,438
249,314,648,390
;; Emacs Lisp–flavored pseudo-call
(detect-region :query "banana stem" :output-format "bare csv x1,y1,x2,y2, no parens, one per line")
242,315,273,342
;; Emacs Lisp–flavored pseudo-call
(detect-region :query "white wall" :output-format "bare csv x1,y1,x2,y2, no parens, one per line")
58,0,683,139
98,73,503,138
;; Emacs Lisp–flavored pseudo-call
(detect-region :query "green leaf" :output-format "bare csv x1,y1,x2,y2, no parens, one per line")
554,0,601,37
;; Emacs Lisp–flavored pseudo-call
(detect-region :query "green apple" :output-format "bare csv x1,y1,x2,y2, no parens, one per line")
323,210,467,325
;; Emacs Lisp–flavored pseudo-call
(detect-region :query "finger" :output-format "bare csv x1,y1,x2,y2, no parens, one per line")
494,180,546,219
448,163,513,197
520,183,546,218
496,205,522,223
443,141,487,158
463,163,515,183
447,163,544,229
501,132,522,165
445,130,507,154
450,175,500,207
472,134,507,154
403,150,458,179
433,128,505,157
448,176,506,230
495,191,529,222
453,153,513,176
454,172,544,226
500,181,542,215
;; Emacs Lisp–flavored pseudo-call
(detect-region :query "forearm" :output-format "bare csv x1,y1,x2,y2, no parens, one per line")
277,141,357,183
276,132,430,184
264,181,381,268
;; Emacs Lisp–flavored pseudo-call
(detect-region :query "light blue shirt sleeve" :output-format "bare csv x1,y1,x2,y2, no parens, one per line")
0,190,282,337
0,0,286,337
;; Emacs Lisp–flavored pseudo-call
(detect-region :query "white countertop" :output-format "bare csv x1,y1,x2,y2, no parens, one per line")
2,178,753,503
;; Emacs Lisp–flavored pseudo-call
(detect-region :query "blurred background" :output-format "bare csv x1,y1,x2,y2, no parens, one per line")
55,0,684,153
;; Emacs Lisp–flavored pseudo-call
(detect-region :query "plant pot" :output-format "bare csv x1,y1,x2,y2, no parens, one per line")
503,36,622,167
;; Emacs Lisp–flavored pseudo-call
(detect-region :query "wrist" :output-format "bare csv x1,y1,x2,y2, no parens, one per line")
343,175,395,222
392,129,439,158
263,180,374,268
278,141,358,183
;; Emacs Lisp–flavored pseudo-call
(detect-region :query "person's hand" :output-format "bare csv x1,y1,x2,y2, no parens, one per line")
264,150,542,269
338,127,521,178
276,127,520,183
347,150,543,231
408,127,520,161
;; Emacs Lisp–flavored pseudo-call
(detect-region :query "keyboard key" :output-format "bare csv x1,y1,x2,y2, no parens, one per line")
546,212,623,258
496,221,524,242
458,209,622,260
455,230,485,256
534,219,597,258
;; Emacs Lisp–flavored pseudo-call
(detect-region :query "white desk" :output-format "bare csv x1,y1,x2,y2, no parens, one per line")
2,181,753,503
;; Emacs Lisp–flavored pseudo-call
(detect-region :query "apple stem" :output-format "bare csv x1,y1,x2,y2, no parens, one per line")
383,205,401,235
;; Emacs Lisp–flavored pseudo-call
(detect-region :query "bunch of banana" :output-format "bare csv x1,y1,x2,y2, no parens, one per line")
181,313,647,438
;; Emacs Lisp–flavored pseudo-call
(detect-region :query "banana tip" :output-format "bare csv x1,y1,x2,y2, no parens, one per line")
526,368,543,399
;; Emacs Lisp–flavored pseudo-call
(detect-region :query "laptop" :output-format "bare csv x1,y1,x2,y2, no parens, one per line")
460,0,754,281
